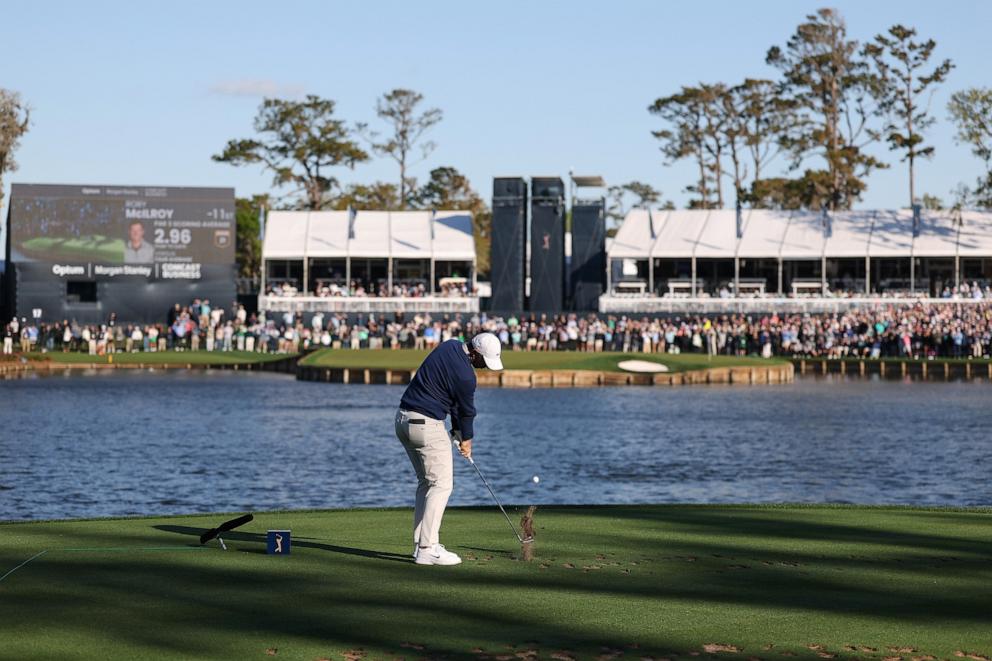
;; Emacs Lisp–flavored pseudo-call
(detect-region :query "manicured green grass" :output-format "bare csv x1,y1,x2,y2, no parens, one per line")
22,350,296,366
2,505,990,660
301,349,784,373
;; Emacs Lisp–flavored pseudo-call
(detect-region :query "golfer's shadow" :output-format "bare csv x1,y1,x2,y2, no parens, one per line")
460,546,509,555
153,525,412,563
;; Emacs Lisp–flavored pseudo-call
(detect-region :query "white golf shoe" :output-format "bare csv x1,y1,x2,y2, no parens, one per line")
414,543,462,566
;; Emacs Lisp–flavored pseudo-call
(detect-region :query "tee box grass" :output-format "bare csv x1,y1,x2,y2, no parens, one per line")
1,505,990,660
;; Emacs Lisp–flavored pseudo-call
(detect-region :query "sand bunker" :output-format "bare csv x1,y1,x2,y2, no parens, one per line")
617,360,670,373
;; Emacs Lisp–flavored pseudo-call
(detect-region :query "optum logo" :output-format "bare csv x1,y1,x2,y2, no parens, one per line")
52,264,86,277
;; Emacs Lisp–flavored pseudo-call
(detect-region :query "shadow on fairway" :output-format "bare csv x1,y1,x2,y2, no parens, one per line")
153,525,411,563
3,549,681,661
458,545,508,554
542,505,992,559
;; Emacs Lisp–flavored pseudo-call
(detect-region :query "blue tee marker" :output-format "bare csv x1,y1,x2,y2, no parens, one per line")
267,530,291,555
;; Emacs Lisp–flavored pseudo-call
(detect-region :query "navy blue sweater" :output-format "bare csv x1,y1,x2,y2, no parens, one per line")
400,339,477,439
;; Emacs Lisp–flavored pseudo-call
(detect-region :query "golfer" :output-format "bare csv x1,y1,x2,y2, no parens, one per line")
124,220,155,263
395,332,503,566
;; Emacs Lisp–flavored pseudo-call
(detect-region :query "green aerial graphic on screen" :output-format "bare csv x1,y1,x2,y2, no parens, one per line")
19,235,126,263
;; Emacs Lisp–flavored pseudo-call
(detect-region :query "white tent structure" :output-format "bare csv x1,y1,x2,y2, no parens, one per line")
604,208,992,311
259,209,477,314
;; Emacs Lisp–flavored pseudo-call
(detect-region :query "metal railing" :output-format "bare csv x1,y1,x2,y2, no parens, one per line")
259,295,480,314
598,295,988,315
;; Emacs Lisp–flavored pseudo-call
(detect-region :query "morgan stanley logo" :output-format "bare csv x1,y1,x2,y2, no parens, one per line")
52,264,86,277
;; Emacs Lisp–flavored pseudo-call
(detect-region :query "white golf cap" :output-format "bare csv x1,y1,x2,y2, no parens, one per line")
470,332,503,371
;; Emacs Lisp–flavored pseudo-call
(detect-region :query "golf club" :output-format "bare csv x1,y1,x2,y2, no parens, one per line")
453,439,533,544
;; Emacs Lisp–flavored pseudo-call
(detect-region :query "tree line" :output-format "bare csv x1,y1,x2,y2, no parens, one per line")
648,8,992,212
213,90,492,277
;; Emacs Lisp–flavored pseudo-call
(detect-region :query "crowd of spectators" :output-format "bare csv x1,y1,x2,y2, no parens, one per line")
6,299,992,360
2,299,304,356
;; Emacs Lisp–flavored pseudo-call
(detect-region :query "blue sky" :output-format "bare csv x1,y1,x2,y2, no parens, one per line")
3,0,991,244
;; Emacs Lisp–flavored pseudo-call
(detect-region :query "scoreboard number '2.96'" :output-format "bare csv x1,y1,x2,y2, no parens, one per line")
154,228,193,246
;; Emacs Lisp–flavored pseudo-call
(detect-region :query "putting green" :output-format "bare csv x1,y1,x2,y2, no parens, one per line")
301,349,784,373
1,506,990,660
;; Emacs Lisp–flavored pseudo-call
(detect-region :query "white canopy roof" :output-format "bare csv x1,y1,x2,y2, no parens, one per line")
694,209,740,258
305,211,350,258
824,210,873,258
737,210,790,258
610,209,658,258
262,211,310,259
780,211,826,259
608,208,992,260
348,210,391,258
913,210,959,257
432,211,476,260
958,211,992,256
652,210,701,258
261,209,476,262
388,211,431,258
867,210,914,257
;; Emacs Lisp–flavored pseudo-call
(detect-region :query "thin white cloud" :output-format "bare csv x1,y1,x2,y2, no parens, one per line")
209,79,306,98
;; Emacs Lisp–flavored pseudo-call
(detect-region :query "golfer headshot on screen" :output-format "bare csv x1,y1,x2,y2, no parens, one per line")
123,220,155,263
395,332,503,566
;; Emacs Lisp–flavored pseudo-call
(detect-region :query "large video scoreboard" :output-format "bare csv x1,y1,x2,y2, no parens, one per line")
5,184,237,323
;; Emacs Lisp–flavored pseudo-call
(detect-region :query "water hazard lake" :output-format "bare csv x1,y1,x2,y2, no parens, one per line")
1,370,990,520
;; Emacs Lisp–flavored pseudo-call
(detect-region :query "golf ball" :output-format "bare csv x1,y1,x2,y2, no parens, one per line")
532,475,540,484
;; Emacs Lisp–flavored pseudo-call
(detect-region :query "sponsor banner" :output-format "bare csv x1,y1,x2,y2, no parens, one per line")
47,262,200,280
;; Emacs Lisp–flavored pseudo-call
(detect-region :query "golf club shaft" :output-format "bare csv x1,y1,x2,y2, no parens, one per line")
471,461,525,543
454,440,525,543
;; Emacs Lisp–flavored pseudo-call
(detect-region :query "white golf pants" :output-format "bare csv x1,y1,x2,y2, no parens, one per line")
395,408,453,549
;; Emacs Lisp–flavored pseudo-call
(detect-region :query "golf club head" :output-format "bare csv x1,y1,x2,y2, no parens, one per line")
199,513,254,545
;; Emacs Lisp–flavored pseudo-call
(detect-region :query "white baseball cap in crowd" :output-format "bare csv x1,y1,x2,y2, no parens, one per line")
470,332,504,371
